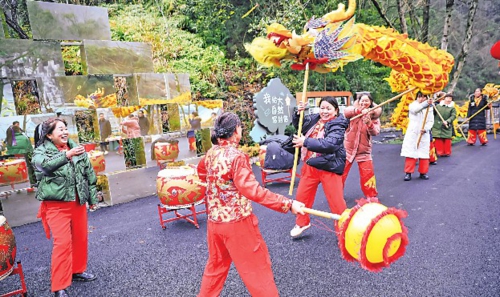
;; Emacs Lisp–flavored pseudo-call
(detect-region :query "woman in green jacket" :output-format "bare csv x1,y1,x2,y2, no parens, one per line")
5,121,33,155
33,118,98,297
431,93,457,157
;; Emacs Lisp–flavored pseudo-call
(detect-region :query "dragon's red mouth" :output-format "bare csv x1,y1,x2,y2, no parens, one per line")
267,32,289,46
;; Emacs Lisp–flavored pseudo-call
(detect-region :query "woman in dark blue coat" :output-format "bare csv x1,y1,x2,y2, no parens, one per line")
467,88,491,145
287,96,349,238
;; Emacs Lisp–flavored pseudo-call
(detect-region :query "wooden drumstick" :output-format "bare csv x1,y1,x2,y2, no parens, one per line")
289,62,310,196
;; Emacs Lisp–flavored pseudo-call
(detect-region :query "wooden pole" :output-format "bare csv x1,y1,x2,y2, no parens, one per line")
456,124,466,139
416,104,431,149
459,99,499,128
350,87,417,121
490,107,497,139
289,63,310,196
302,207,341,220
432,104,446,124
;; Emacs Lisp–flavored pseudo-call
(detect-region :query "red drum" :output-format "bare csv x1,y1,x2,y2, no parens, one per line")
88,150,106,174
258,145,267,168
82,143,97,152
157,167,205,207
0,215,16,281
0,159,28,185
154,141,180,165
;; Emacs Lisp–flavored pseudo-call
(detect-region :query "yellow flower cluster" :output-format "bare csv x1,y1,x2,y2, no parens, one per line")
74,88,117,108
239,144,260,158
96,93,118,108
194,100,223,109
74,94,95,108
111,106,142,118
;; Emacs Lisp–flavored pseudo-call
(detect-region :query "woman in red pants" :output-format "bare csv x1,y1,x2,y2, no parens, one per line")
432,93,457,157
33,118,98,297
197,112,304,297
342,93,382,198
288,96,349,238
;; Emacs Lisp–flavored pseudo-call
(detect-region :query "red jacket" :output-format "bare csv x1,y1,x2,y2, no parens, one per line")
197,139,292,223
343,102,381,163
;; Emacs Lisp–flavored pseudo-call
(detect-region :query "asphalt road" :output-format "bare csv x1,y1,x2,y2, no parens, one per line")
2,134,500,297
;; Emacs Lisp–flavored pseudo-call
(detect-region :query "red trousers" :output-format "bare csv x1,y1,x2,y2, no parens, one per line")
429,139,438,162
404,158,429,174
188,137,197,151
467,130,488,145
434,138,452,156
42,201,88,292
295,164,346,227
198,214,279,297
342,160,378,198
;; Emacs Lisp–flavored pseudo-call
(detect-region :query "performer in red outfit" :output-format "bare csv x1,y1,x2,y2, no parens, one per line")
342,93,382,198
197,112,304,297
289,97,349,238
466,88,490,146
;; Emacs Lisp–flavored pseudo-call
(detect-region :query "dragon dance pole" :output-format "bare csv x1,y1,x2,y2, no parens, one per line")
416,104,431,149
459,99,499,128
490,107,497,139
350,87,417,121
289,63,309,196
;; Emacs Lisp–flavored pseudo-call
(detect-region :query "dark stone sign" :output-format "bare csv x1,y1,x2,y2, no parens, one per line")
251,78,296,141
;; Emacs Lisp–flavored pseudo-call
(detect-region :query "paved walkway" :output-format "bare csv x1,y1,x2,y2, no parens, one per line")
1,134,500,296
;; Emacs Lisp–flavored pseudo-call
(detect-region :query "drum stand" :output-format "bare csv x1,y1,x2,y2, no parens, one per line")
157,199,207,230
260,168,300,188
0,186,36,200
1,261,28,297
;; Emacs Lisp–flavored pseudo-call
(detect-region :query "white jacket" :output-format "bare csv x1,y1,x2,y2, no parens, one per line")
400,100,434,159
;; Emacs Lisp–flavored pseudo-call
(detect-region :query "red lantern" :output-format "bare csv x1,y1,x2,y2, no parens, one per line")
491,41,500,60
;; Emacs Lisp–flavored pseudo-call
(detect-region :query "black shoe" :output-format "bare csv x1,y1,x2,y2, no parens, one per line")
481,143,487,146
419,174,429,180
404,173,412,181
430,161,437,165
72,272,96,282
55,289,69,297
467,143,474,146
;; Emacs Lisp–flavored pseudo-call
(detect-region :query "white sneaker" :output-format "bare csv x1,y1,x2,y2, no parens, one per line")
290,224,311,238
104,151,109,155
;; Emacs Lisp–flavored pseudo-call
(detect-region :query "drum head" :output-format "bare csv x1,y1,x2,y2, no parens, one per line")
158,167,195,178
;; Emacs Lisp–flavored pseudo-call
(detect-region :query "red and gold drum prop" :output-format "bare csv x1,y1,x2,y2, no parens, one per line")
302,197,408,272
258,145,267,168
0,159,28,186
154,141,180,165
82,143,97,152
88,150,106,174
0,215,17,281
156,167,205,207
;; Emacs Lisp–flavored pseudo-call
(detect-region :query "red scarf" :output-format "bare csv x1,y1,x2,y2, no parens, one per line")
55,143,70,152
